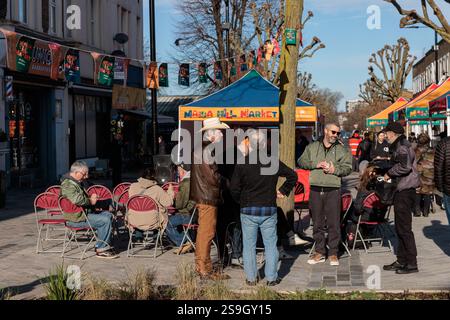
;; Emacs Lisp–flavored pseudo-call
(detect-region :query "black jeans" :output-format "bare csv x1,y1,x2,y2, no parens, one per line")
309,189,341,256
414,193,432,215
394,189,418,267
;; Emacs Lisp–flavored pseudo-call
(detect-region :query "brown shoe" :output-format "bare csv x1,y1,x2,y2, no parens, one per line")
307,253,326,265
173,243,194,255
329,255,340,266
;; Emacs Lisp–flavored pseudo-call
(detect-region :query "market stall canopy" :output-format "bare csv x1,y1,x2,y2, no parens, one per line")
429,90,450,118
179,69,318,123
388,83,440,122
366,97,408,127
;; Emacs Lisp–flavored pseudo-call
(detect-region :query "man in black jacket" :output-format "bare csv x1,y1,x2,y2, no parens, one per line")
382,122,420,275
356,132,372,164
434,136,450,225
230,130,297,287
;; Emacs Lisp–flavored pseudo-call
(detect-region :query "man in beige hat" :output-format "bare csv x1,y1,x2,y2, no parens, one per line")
190,117,230,279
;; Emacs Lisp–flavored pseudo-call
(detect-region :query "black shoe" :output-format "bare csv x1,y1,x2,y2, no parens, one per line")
396,265,419,275
413,211,422,217
383,261,405,271
267,278,282,287
246,280,258,286
423,212,429,217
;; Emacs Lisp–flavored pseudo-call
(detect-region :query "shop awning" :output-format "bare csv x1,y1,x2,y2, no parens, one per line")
121,110,176,124
179,69,318,123
429,90,450,118
388,83,440,121
366,97,408,127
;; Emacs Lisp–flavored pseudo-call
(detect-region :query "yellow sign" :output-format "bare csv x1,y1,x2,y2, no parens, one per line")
112,85,146,110
179,106,317,122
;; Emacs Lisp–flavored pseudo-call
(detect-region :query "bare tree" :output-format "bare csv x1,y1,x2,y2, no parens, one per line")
364,38,416,103
359,80,384,105
385,0,450,43
297,72,317,102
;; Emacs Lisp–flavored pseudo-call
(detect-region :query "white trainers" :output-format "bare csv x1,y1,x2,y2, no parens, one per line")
329,255,340,266
289,233,310,246
307,253,326,265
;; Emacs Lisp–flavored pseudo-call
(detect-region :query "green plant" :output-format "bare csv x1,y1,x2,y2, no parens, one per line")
174,263,201,300
117,268,159,300
44,265,79,301
202,281,235,300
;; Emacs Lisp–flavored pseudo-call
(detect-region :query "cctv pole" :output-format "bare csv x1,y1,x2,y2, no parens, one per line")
149,0,158,155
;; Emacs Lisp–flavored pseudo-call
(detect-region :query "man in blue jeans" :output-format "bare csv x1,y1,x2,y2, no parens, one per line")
230,130,297,286
61,161,118,259
434,136,450,224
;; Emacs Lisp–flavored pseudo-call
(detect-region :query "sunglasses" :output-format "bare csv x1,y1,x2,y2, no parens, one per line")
329,130,341,136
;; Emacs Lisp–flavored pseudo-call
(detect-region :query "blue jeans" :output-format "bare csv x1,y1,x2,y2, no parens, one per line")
166,214,192,246
444,194,450,225
67,211,113,250
241,213,279,282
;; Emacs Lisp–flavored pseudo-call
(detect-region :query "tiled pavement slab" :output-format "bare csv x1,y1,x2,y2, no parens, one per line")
1,188,450,299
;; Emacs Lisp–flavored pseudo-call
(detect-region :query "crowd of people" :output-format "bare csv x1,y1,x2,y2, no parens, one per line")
58,117,450,285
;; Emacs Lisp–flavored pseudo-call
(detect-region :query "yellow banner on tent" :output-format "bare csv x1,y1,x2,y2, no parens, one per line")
179,106,317,122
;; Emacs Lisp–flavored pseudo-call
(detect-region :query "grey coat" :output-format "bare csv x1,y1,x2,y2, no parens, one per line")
387,135,420,192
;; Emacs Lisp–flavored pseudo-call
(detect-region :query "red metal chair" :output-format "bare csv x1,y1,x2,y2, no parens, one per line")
126,195,164,258
352,192,393,254
112,190,130,238
162,182,179,196
112,182,132,210
46,185,61,196
34,193,65,254
59,197,99,260
87,185,113,201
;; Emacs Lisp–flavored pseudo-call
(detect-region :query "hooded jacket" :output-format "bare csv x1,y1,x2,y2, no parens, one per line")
128,178,174,230
434,137,450,196
387,135,420,192
298,139,352,188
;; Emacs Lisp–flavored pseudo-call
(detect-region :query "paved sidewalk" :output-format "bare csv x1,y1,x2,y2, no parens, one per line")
1,187,450,299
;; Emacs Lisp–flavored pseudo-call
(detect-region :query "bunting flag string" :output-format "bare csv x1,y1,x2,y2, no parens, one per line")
0,28,285,88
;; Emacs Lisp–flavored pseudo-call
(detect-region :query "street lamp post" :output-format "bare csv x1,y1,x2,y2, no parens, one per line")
149,0,158,155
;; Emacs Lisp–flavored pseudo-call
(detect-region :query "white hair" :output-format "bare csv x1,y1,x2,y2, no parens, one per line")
70,161,88,174
248,129,267,150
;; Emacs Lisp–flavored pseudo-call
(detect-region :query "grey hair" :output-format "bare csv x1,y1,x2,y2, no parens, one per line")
325,123,340,130
70,161,88,174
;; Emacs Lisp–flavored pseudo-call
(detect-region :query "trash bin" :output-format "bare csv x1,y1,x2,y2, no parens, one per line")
0,170,6,208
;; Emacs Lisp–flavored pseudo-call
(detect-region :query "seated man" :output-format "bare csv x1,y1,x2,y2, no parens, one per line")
61,161,118,259
167,163,196,254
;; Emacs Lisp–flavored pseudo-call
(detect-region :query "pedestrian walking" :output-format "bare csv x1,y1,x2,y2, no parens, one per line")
434,135,450,225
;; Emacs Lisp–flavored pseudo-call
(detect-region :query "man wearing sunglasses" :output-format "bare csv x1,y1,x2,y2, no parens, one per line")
298,123,352,266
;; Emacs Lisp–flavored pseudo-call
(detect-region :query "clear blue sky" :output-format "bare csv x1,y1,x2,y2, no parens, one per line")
144,0,450,111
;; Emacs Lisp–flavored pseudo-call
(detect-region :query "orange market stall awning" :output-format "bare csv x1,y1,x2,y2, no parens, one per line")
366,97,408,128
388,83,440,122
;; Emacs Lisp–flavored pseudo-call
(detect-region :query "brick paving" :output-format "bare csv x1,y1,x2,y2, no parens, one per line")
1,186,450,300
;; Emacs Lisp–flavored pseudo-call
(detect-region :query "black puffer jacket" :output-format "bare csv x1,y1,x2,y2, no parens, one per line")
434,137,450,196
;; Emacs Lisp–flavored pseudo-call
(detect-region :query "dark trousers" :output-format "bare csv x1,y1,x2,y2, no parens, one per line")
309,189,341,256
394,189,418,267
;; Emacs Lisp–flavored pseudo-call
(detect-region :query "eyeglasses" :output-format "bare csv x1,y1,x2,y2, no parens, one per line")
78,171,88,177
329,130,341,136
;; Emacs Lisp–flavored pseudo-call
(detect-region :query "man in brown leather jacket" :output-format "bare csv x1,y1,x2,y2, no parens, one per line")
190,118,230,279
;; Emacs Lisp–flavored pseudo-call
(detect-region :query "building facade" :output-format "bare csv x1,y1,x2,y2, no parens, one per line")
413,38,450,95
0,0,144,187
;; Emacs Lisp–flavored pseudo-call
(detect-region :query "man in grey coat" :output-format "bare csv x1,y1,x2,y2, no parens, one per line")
382,122,420,275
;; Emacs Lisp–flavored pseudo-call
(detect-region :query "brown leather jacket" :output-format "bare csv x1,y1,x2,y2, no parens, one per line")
190,142,223,206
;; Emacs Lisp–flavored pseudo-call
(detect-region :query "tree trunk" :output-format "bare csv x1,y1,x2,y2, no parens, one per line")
278,0,303,227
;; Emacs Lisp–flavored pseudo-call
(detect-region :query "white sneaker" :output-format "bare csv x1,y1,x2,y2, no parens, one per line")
289,233,310,246
329,255,340,266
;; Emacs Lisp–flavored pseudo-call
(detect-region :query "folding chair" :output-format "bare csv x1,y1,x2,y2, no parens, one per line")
59,198,101,260
177,207,218,256
34,193,65,254
126,195,165,258
87,185,113,201
309,192,353,257
352,192,394,254
162,182,179,197
46,185,61,196
112,183,131,210
113,190,130,237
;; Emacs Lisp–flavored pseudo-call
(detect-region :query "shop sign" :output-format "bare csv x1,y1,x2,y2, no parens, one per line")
112,85,146,110
406,107,428,120
179,106,317,123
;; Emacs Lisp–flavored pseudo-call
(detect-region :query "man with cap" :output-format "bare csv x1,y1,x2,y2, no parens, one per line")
382,121,420,274
190,118,230,279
